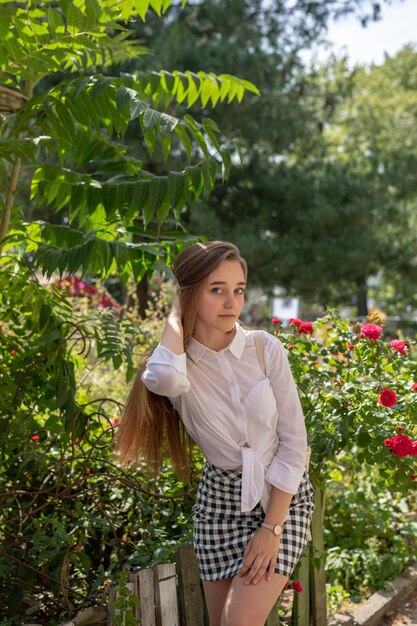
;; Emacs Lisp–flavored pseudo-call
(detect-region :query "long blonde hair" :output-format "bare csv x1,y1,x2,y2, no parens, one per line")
114,241,247,478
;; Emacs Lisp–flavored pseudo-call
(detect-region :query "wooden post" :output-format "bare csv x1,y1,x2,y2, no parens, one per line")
292,543,311,626
154,563,179,626
310,487,327,626
176,545,206,626
108,581,135,624
128,571,140,623
137,568,156,626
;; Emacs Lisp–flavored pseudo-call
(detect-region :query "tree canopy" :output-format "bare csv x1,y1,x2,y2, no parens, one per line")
0,0,259,283
134,0,417,314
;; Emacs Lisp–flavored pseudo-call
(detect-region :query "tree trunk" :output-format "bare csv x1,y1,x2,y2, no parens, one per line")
355,276,368,317
136,273,149,319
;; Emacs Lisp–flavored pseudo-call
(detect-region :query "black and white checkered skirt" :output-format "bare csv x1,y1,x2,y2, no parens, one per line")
192,463,314,581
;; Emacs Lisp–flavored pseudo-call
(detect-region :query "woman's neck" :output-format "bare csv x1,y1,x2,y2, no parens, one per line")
192,325,236,352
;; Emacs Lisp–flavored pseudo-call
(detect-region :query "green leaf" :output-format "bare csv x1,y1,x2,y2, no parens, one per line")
149,176,168,215
184,114,210,158
202,118,221,151
116,86,134,111
161,70,176,92
47,7,64,35
157,199,170,223
66,3,85,34
143,126,156,157
186,73,200,108
91,76,114,100
174,124,192,159
130,96,147,120
143,108,161,132
160,133,171,162
128,180,150,220
201,157,218,197
167,172,185,209
159,112,178,137
134,0,151,21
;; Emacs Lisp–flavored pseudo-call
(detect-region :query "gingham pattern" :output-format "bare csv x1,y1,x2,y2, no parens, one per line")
192,463,314,581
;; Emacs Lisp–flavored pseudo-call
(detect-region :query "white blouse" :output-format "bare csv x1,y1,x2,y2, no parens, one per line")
141,323,308,513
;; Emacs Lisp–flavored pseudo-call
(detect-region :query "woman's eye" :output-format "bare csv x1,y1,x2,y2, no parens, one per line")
235,288,246,295
211,287,223,294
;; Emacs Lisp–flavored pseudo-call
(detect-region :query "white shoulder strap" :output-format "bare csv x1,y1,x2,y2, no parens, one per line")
253,330,266,376
253,329,312,473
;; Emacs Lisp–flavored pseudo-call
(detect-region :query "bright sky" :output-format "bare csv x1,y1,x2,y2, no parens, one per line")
314,0,417,65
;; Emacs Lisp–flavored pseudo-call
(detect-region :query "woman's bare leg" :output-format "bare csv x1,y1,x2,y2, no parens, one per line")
220,573,288,626
203,578,234,626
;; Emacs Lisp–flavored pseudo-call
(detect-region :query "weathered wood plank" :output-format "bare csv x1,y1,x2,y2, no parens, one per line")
154,563,179,626
176,545,205,626
138,568,156,626
107,584,116,626
310,487,327,626
292,543,311,626
127,570,140,623
108,581,135,624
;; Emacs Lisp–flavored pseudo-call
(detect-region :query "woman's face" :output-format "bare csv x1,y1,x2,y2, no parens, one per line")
194,260,246,336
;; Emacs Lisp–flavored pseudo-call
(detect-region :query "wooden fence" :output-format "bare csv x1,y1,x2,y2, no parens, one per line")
108,488,326,626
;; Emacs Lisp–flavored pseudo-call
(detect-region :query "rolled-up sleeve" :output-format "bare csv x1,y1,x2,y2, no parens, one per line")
141,345,190,397
264,335,307,494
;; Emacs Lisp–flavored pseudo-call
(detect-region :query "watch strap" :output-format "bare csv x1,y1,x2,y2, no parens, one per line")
261,522,283,536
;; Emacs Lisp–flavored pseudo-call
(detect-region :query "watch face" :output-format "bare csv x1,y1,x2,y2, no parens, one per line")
273,525,282,536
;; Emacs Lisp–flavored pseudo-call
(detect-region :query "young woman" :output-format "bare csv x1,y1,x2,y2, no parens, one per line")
116,241,314,626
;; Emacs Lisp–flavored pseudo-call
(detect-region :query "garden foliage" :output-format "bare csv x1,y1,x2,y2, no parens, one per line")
1,1,417,624
274,314,417,489
0,0,258,621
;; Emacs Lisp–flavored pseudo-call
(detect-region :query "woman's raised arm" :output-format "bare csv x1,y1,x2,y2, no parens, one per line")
159,293,185,355
141,293,190,398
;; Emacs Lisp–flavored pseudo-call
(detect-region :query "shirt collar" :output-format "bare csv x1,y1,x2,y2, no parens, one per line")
187,322,246,363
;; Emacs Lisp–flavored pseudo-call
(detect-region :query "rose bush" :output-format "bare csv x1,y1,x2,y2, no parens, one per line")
276,312,417,608
275,311,417,490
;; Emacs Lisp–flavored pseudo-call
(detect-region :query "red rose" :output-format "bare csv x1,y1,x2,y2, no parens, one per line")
288,345,295,350
378,388,397,408
390,339,408,355
360,323,382,340
272,318,281,325
412,475,416,481
297,321,314,335
384,435,413,457
411,442,417,456
283,580,303,592
412,383,417,391
396,425,405,433
289,318,302,327
347,343,355,350
111,417,121,427
11,349,17,357
31,435,40,441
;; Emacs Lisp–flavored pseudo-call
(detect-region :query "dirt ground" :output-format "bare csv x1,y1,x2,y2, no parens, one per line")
380,590,417,626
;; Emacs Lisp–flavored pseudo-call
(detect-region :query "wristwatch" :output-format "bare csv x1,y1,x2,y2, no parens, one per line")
261,522,283,537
